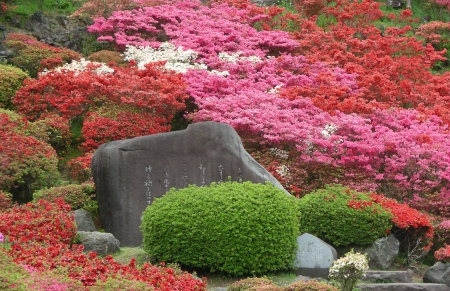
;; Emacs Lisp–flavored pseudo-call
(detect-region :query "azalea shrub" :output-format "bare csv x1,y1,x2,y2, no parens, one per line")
0,199,207,290
13,61,188,153
0,110,59,203
66,154,94,183
0,64,28,109
141,181,300,275
4,33,82,78
298,185,392,246
370,193,434,263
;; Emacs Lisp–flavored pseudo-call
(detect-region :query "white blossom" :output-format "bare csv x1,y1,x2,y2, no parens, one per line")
40,58,114,76
218,51,262,64
269,147,289,159
275,164,290,178
321,123,338,140
123,43,207,73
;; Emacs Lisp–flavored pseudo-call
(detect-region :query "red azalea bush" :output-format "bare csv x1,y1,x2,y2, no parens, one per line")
0,199,207,290
370,193,434,261
66,154,94,183
4,33,82,78
0,110,59,203
0,199,76,245
13,62,188,153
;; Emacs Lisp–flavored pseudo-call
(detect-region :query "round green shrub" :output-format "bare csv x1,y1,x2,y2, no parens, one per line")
284,281,339,291
141,181,300,276
297,185,392,246
0,64,28,109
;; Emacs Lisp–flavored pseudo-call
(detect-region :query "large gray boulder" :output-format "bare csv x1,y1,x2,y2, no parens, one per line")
424,262,450,287
92,121,287,246
74,209,96,232
366,234,400,269
77,231,120,256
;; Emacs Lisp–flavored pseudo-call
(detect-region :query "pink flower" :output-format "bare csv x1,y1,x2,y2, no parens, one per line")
0,232,4,243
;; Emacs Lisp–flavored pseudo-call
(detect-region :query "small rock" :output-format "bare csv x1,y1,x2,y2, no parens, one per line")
77,231,120,256
424,262,450,287
74,209,96,232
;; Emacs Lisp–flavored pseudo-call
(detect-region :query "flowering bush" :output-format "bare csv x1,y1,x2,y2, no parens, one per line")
371,193,434,264
0,199,207,290
13,61,188,153
329,249,368,291
0,110,59,203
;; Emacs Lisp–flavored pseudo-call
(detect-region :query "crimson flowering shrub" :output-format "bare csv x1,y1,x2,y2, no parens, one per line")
415,21,450,64
66,154,94,183
370,193,434,261
0,199,76,245
0,199,206,290
5,33,82,78
13,62,188,153
0,110,59,203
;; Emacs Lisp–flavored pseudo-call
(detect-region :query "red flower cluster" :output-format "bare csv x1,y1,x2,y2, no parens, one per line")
0,199,207,290
370,193,434,250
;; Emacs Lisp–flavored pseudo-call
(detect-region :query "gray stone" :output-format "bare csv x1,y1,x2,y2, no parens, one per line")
361,270,413,283
293,233,338,278
77,231,120,256
386,0,403,8
92,121,287,246
358,283,450,291
251,0,276,6
0,50,13,57
74,209,96,232
424,262,450,287
366,234,400,269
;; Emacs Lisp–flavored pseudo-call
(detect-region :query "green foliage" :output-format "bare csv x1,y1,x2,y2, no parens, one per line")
297,185,393,246
284,281,339,291
141,181,300,276
32,181,98,219
0,251,28,290
0,64,28,110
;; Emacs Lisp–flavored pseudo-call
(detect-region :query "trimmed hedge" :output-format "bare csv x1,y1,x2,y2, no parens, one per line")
0,64,28,109
141,181,300,276
298,185,392,246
